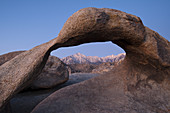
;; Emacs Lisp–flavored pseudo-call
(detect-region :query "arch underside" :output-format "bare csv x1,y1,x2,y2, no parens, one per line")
0,7,170,112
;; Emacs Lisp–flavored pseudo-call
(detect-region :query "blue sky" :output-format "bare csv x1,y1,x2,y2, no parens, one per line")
0,0,170,58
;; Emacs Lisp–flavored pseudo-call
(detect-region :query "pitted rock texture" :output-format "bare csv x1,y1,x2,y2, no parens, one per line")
0,7,170,113
0,51,69,90
31,8,170,113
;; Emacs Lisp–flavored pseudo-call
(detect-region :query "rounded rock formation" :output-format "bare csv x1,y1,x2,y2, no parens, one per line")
10,73,99,113
0,51,68,90
31,8,170,113
30,56,68,89
0,51,25,66
0,7,170,113
0,40,59,110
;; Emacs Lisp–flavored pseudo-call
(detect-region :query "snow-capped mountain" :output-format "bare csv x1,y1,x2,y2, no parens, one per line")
61,53,126,64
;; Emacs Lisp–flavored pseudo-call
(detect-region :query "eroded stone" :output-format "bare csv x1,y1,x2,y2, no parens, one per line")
31,8,170,113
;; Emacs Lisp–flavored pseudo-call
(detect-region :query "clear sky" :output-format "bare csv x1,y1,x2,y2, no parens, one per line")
0,0,170,58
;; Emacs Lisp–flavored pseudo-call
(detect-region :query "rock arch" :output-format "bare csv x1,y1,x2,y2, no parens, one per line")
0,7,170,112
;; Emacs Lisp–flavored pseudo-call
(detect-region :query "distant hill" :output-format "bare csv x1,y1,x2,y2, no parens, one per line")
61,53,126,64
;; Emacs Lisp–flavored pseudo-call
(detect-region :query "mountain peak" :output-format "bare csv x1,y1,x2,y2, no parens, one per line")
74,53,84,56
73,53,86,58
61,53,126,64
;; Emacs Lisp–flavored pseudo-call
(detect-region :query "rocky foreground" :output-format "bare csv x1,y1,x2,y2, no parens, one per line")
0,7,170,113
0,51,69,90
10,73,99,113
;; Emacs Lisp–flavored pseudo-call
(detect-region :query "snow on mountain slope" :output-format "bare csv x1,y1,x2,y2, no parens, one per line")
61,53,125,64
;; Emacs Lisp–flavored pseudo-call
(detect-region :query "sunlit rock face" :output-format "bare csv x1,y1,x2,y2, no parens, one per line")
0,7,170,113
31,8,170,113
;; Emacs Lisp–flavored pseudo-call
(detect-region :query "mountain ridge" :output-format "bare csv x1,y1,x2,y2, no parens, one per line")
61,53,126,64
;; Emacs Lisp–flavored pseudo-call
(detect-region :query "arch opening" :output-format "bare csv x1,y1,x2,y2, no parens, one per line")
51,41,125,59
52,41,125,74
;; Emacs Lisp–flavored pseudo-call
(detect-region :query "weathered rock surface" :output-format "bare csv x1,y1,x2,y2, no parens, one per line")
0,51,25,66
0,37,60,110
30,56,68,89
0,51,69,90
10,73,98,113
31,8,170,113
0,7,170,113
